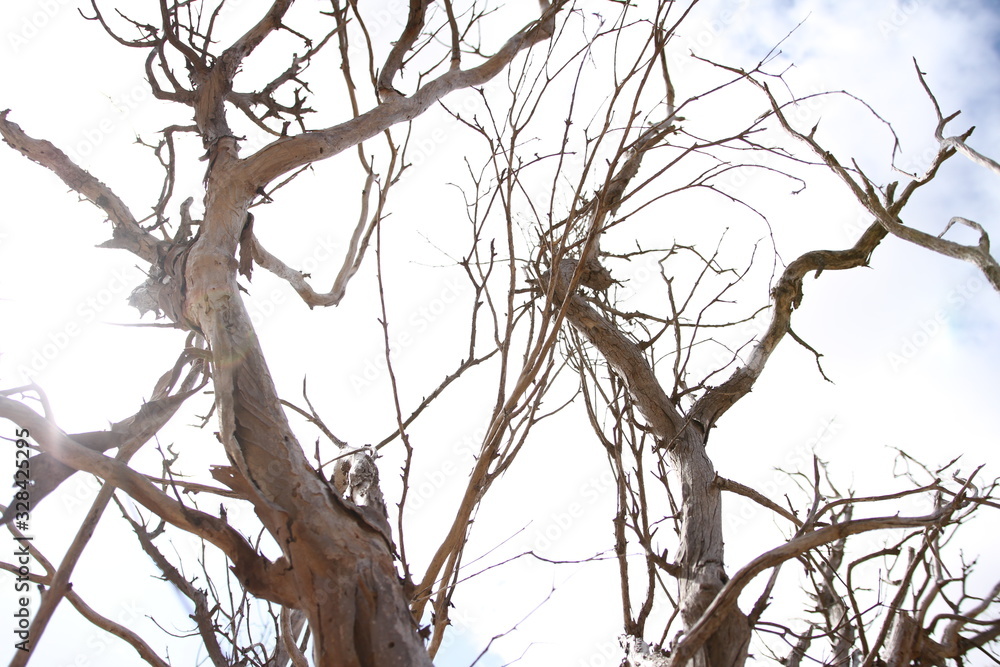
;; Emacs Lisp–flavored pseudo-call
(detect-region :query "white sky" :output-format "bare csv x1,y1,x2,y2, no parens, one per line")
1,0,999,666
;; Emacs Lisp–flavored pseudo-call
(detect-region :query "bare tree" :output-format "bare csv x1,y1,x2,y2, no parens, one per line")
1,2,997,666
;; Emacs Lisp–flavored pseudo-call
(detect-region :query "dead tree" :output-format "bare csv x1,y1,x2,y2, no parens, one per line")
1,1,564,665
1,2,997,666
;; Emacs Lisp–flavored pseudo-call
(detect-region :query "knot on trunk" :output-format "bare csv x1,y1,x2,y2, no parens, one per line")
539,256,615,297
575,256,615,291
129,240,195,329
332,446,394,549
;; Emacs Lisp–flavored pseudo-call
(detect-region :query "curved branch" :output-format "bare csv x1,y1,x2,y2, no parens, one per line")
915,59,1000,177
65,586,170,667
0,110,163,264
158,0,208,72
690,64,969,428
377,0,430,100
548,260,686,442
119,505,229,667
692,221,886,429
250,171,377,307
241,2,562,187
81,0,159,48
0,397,298,608
221,0,294,72
145,46,194,103
716,476,803,528
879,215,1000,291
667,509,955,667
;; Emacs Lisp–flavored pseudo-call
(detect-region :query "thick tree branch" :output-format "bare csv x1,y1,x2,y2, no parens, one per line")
0,397,298,608
0,110,163,264
716,475,803,528
547,260,687,442
377,0,430,100
667,509,957,667
240,2,561,187
692,221,887,429
538,96,751,666
222,0,294,69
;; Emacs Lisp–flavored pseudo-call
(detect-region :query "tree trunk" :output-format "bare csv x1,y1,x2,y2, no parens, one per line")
668,428,751,667
545,259,750,666
184,143,430,666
